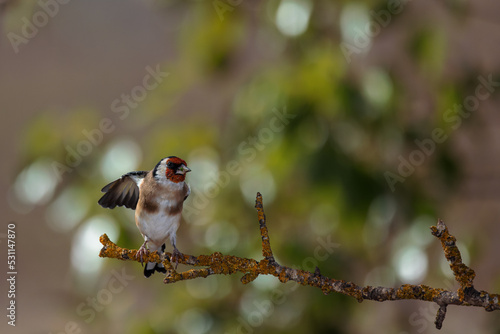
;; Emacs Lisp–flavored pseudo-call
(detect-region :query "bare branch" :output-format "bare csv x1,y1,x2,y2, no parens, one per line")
431,219,476,289
99,192,500,330
435,304,447,330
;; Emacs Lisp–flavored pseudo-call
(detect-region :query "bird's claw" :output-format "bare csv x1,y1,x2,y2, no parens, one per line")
136,245,149,265
170,248,183,269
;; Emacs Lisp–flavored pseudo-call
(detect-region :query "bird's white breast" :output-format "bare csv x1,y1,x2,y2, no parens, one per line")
135,179,187,251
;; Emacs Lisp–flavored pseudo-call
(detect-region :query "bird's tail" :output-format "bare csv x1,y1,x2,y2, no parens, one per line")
144,261,166,278
143,243,167,278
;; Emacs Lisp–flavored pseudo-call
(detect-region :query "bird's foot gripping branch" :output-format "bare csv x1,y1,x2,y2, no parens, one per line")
99,193,500,330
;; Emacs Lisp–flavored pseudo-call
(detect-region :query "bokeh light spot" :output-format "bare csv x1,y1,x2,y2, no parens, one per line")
275,0,312,37
240,165,276,206
177,308,213,334
394,246,428,284
362,68,393,111
340,3,371,53
71,215,119,279
100,137,142,180
10,158,59,213
363,194,396,247
204,221,239,253
188,147,220,193
45,186,90,233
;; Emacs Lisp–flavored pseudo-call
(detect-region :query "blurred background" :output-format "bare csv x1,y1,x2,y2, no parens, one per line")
2,0,500,333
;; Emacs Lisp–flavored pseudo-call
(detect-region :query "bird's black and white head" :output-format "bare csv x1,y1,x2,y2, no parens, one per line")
153,156,191,183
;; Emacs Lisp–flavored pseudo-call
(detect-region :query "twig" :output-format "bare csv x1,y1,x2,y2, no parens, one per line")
99,192,500,330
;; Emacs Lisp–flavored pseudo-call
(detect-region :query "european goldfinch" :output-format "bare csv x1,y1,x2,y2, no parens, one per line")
98,156,191,277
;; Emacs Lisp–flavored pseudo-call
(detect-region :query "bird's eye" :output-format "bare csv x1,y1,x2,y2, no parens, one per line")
167,161,175,169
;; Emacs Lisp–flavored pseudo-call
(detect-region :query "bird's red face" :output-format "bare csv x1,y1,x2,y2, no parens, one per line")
165,157,191,183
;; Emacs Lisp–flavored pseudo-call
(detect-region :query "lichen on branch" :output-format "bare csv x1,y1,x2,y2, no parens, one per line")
99,192,500,330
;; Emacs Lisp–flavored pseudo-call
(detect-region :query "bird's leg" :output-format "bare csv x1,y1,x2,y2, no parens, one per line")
158,243,166,262
136,239,150,265
170,243,183,270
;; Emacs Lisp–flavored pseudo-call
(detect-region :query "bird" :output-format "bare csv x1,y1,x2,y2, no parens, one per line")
98,156,191,277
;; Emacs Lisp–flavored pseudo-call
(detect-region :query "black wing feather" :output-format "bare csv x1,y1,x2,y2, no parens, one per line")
98,171,147,210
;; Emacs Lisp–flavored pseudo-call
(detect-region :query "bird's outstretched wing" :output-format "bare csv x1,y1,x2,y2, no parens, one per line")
98,171,148,210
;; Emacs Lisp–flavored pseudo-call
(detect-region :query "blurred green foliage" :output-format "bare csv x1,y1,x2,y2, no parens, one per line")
11,0,494,333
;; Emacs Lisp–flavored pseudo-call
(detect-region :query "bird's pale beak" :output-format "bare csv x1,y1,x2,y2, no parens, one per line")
176,164,191,175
